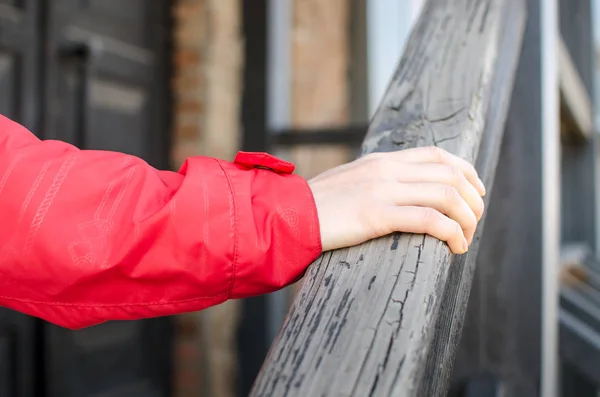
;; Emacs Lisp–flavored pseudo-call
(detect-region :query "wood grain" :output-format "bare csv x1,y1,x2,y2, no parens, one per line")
250,0,526,396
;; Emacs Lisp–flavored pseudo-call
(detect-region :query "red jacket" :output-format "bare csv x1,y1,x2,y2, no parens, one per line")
0,115,322,329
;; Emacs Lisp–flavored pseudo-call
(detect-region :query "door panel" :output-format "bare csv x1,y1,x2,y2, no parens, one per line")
0,0,39,129
46,320,171,397
43,1,172,396
0,1,40,396
45,2,163,162
0,0,171,395
0,311,36,397
56,0,154,49
0,51,20,119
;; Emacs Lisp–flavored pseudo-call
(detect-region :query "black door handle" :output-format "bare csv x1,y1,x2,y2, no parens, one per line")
58,37,104,61
56,41,96,149
58,42,92,61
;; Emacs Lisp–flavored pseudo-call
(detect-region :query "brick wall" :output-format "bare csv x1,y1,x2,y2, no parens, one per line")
288,0,352,179
171,1,243,397
172,0,207,169
169,0,352,395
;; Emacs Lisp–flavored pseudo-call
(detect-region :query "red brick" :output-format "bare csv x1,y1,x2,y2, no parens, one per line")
174,124,199,139
176,100,203,115
176,343,199,360
174,50,201,67
174,24,205,48
173,1,202,21
172,75,203,93
175,369,201,389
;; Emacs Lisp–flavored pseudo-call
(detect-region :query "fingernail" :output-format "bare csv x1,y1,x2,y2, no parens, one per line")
462,238,469,253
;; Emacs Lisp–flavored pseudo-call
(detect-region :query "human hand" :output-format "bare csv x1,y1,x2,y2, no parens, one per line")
308,146,486,254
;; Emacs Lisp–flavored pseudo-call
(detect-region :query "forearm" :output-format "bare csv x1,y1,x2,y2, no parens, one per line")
0,115,321,329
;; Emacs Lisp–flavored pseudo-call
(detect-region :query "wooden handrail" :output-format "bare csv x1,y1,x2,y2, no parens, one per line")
250,1,526,396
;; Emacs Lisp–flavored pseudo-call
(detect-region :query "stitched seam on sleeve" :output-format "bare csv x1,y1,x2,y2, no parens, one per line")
215,159,239,298
0,293,229,307
0,158,240,309
301,176,322,253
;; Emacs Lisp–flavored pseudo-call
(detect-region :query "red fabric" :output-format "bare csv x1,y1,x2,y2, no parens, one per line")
0,115,322,329
233,151,296,174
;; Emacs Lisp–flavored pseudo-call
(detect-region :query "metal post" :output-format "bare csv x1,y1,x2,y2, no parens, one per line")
540,0,560,395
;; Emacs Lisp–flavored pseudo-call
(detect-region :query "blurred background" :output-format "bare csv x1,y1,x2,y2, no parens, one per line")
0,0,599,396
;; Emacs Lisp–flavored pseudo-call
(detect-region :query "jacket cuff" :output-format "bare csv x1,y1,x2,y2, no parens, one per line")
221,152,322,299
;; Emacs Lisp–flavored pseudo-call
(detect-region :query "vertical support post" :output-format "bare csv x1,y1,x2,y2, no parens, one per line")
264,0,292,348
348,0,369,125
237,1,270,396
540,1,560,395
453,1,560,395
266,0,291,133
240,0,269,153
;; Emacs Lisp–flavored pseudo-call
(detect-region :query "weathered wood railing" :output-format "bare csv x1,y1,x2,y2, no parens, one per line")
250,0,526,396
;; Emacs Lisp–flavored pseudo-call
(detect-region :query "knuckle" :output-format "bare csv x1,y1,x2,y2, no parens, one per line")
366,155,393,176
464,212,477,231
364,206,390,236
466,161,478,175
442,185,460,204
421,208,442,229
365,156,384,172
364,159,376,173
453,222,464,238
445,165,463,183
378,157,394,173
362,179,383,194
365,152,385,162
440,216,461,237
427,146,447,161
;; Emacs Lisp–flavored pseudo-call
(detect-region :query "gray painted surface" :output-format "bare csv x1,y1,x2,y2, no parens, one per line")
454,0,547,394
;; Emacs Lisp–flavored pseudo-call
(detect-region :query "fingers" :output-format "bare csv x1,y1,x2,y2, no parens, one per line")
310,146,486,255
390,182,478,243
383,206,467,254
392,162,485,221
386,147,486,196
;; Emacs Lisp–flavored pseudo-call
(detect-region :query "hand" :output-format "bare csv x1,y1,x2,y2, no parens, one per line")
308,146,486,254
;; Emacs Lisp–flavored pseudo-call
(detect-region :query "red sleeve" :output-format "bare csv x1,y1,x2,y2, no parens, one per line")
0,115,322,329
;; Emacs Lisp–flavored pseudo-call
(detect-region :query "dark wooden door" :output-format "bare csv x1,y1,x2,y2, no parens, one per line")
45,320,172,397
44,0,170,167
42,1,173,396
0,1,41,397
0,0,40,130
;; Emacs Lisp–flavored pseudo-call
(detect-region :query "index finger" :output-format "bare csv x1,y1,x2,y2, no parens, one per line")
389,146,486,196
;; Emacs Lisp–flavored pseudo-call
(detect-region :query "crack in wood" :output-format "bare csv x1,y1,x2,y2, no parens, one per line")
368,276,377,291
